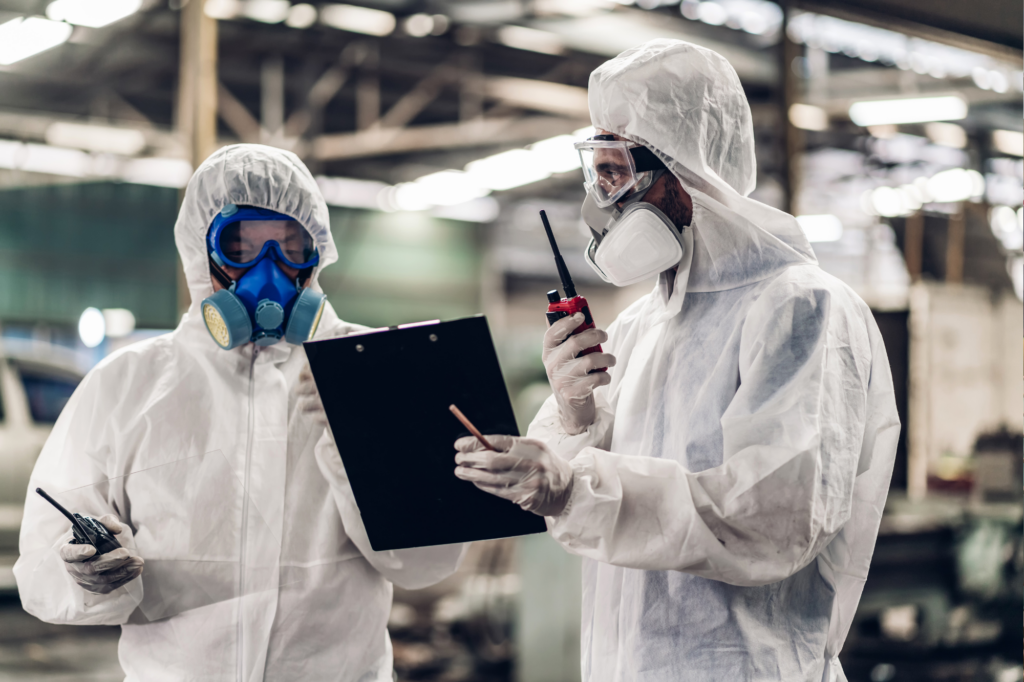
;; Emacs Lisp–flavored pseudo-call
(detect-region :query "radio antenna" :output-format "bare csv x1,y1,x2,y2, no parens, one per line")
540,210,576,298
36,488,90,538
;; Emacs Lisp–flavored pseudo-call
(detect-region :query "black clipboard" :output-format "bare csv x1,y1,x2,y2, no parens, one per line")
304,315,547,550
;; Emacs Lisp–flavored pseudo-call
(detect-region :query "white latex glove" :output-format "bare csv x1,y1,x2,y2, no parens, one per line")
59,515,144,595
543,313,616,435
297,365,328,428
453,435,573,517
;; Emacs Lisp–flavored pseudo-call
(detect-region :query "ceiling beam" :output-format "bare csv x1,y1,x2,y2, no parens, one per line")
374,58,461,130
311,115,590,161
283,57,353,139
217,82,261,144
482,76,590,118
794,0,1022,57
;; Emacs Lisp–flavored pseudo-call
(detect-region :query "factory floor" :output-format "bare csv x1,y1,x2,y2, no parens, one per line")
0,595,122,682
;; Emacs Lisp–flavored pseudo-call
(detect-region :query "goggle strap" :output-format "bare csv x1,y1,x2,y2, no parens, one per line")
629,146,667,172
209,256,235,290
584,135,666,172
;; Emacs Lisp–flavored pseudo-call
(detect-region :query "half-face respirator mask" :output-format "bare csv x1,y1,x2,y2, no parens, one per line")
201,204,326,350
574,135,687,287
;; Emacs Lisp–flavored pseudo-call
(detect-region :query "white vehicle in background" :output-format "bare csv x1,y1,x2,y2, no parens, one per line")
0,339,84,591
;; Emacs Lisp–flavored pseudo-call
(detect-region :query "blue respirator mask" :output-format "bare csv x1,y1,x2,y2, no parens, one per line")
200,204,327,350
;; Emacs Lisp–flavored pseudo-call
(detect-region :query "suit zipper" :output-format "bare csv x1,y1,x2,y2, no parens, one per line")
237,344,259,682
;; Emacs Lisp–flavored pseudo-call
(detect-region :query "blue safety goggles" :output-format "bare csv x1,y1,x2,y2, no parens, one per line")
207,204,319,270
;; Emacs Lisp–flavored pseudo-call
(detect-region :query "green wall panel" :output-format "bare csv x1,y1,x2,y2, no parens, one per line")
0,182,180,328
319,207,482,328
0,185,483,332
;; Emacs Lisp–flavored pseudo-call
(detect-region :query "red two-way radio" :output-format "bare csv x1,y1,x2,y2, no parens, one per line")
540,210,605,372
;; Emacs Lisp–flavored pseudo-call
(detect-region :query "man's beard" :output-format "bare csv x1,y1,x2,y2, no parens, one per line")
662,180,693,232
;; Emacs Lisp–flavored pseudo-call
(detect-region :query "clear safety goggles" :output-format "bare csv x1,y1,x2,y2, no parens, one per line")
208,205,318,270
574,135,667,208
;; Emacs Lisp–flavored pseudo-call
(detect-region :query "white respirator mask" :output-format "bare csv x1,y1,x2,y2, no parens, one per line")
581,168,687,287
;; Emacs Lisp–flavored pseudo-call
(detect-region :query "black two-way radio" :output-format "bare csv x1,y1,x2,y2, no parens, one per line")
36,488,122,555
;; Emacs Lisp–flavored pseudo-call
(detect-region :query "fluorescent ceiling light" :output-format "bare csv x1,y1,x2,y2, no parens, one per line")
895,185,922,212
403,13,434,37
465,149,552,191
0,140,88,175
787,11,1014,85
496,25,565,55
102,309,136,338
408,171,489,208
242,0,290,24
0,17,73,65
45,122,146,156
529,135,581,173
990,205,1020,235
286,4,318,29
869,187,912,218
121,157,193,188
739,10,768,36
389,170,491,212
848,96,967,127
205,0,243,20
0,140,22,168
992,130,1024,157
866,169,986,217
788,103,828,132
533,0,615,16
924,122,967,149
78,308,105,348
796,215,843,242
987,71,1009,94
696,1,728,26
431,197,500,223
47,0,142,28
392,183,433,211
319,4,395,36
0,138,191,187
20,143,90,176
316,176,389,210
926,168,984,203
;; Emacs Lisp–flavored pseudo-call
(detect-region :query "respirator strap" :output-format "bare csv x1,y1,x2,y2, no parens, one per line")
209,256,235,290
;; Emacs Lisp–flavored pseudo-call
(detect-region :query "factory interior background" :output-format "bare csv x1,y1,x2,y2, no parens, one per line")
0,0,1021,680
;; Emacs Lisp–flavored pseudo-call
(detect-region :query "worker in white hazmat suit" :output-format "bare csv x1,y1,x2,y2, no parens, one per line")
16,144,466,681
455,40,900,682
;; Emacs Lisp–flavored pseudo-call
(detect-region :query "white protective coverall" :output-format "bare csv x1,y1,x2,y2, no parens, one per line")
528,40,900,682
15,144,466,681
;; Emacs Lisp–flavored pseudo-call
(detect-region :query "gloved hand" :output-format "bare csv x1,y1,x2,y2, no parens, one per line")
543,312,616,435
59,515,144,595
297,365,328,428
453,435,574,517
